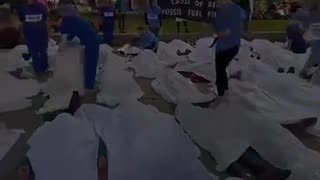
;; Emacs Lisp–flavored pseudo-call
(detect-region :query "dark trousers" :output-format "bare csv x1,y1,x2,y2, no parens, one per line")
215,46,239,96
176,21,189,33
118,14,126,33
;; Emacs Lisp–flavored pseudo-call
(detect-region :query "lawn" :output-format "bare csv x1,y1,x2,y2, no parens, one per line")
84,14,289,34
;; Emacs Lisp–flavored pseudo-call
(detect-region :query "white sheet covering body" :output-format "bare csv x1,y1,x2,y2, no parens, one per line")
75,103,212,180
27,113,99,180
188,37,215,63
38,45,85,114
157,41,186,66
169,39,194,52
175,83,320,180
151,70,216,104
0,72,40,113
97,53,143,106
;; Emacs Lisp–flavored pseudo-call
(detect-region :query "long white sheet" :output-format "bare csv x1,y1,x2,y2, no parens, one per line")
188,37,215,63
38,45,85,114
27,113,99,180
0,72,40,113
157,41,187,66
75,103,212,180
151,70,216,104
169,39,194,52
175,89,320,180
97,52,143,106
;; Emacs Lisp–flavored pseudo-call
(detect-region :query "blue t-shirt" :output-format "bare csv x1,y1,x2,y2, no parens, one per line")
60,16,99,46
98,6,116,32
146,5,162,29
214,3,244,52
19,2,48,45
134,31,159,50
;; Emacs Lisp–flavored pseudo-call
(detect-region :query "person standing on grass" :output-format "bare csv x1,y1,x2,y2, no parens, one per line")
145,0,162,36
19,0,49,76
115,0,128,33
98,0,116,46
214,0,244,97
176,17,189,33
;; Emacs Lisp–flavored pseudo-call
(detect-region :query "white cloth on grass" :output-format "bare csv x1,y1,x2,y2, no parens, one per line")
188,37,215,63
38,45,85,114
97,52,143,106
130,49,165,79
157,41,186,66
175,88,320,180
0,72,40,113
241,60,320,135
0,128,25,161
169,39,194,52
151,70,215,104
27,113,98,180
75,103,212,180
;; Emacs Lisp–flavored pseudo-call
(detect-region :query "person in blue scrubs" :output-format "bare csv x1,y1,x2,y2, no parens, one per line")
49,10,100,90
98,0,116,46
131,26,159,52
145,0,162,36
19,0,48,75
214,0,243,97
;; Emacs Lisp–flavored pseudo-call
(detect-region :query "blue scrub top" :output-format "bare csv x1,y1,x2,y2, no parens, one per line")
146,5,162,29
60,16,99,46
135,31,159,50
98,6,116,32
19,2,48,46
214,3,244,52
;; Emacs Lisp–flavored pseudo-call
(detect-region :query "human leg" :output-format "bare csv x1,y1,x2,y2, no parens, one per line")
183,20,189,33
29,46,48,75
84,44,100,89
176,21,180,33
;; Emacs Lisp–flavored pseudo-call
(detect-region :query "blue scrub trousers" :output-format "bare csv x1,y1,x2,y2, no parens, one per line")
103,31,114,46
150,27,160,37
84,42,100,89
27,42,48,74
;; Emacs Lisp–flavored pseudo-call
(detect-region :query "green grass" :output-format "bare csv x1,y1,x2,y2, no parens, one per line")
83,14,289,33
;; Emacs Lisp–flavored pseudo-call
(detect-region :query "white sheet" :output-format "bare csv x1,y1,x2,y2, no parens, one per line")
157,41,187,66
38,45,84,114
151,70,216,104
97,52,143,106
175,91,320,180
0,128,25,161
27,113,98,180
0,72,40,113
130,49,165,79
75,103,212,180
188,37,215,63
169,39,194,52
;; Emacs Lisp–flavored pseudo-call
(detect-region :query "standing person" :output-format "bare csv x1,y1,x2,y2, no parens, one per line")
19,0,49,76
236,0,253,32
214,0,244,97
145,0,161,36
49,10,100,91
176,17,189,33
115,0,128,33
300,3,320,79
98,0,116,45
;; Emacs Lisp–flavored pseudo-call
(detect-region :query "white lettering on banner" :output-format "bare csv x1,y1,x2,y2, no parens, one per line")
25,14,43,22
188,9,202,17
208,1,216,8
104,12,114,17
170,0,190,5
162,8,182,16
194,0,204,7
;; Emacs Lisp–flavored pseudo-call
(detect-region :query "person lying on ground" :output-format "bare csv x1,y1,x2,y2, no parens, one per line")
49,9,100,93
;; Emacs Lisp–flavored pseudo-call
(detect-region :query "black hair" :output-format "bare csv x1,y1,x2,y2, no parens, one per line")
49,9,62,22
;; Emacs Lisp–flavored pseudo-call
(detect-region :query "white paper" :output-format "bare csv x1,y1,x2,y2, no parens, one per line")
27,113,98,180
0,72,40,113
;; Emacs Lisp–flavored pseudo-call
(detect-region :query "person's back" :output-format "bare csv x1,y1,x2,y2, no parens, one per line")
215,2,243,52
60,16,98,45
135,30,158,50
